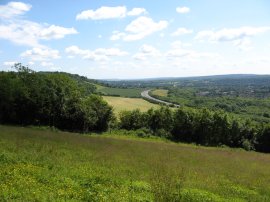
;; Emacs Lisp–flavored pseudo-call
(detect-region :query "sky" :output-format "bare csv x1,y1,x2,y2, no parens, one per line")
0,0,270,79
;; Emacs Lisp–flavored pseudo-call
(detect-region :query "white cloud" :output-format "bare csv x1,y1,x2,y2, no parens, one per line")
40,62,61,71
41,61,54,67
83,53,109,61
166,49,191,58
65,45,90,56
125,17,167,35
76,6,147,20
133,44,160,60
110,31,126,41
0,2,32,19
39,25,78,40
140,44,159,54
196,26,270,42
65,46,128,61
94,48,128,56
111,16,168,41
166,48,218,59
76,6,127,20
176,7,190,14
21,47,60,61
233,38,252,51
0,21,43,47
0,21,78,47
195,26,270,51
170,41,191,49
166,42,218,59
171,28,193,36
127,8,146,16
0,2,78,47
3,61,17,66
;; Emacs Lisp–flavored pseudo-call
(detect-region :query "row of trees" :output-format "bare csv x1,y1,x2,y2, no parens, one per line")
0,64,113,132
118,107,270,153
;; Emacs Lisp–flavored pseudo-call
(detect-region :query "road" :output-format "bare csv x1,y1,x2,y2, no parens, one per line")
141,90,180,107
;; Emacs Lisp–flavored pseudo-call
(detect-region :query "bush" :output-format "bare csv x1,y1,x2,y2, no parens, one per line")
136,128,152,138
241,139,254,151
155,129,171,139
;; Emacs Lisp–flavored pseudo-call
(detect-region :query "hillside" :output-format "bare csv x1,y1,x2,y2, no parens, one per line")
1,1,269,201
1,66,270,153
0,125,270,201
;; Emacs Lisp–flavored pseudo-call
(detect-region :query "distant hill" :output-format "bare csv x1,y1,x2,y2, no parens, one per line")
99,74,270,88
101,74,269,81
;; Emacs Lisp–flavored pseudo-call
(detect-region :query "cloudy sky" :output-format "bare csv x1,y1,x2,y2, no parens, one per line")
0,0,270,79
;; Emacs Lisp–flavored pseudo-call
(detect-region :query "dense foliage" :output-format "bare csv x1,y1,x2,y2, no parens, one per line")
118,107,270,153
0,64,113,132
149,87,270,124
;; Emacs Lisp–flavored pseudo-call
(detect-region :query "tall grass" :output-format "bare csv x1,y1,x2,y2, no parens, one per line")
0,125,270,201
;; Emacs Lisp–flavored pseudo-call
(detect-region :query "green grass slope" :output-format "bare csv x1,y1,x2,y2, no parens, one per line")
0,125,270,201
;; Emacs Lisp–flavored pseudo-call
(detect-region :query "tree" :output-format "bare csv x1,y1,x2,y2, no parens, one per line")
147,107,173,134
0,64,113,133
256,125,270,153
172,108,195,142
83,95,113,131
119,109,145,130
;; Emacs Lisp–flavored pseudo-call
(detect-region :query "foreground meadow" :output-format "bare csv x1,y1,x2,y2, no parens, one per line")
0,125,270,201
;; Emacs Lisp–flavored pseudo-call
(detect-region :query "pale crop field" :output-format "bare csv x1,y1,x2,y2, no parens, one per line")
151,89,168,97
103,96,159,114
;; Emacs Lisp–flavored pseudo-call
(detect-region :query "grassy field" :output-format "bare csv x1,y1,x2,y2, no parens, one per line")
151,89,168,97
0,125,270,201
95,84,143,98
103,96,159,114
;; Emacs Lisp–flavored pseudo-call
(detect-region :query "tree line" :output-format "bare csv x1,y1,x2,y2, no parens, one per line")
118,107,270,153
0,64,113,132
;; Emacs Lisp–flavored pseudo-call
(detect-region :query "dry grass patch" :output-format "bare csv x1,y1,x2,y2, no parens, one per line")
152,89,168,97
103,96,159,115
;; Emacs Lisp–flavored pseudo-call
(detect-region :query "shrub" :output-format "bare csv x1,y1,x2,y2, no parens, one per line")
241,139,254,151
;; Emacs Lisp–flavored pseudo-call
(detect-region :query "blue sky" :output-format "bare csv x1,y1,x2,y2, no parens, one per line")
0,0,270,79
